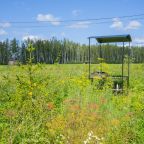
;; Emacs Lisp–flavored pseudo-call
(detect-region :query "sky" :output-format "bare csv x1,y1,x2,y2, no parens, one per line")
0,0,144,44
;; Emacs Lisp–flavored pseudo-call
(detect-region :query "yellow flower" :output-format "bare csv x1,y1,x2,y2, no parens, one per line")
28,81,31,85
28,91,32,96
30,86,33,90
111,119,120,126
33,83,37,87
60,80,64,84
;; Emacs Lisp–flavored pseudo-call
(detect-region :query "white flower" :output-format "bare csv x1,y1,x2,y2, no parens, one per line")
88,136,91,141
83,140,87,144
84,140,89,144
93,135,101,141
88,131,93,137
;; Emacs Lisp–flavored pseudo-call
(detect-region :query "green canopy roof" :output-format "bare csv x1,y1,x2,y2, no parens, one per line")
89,34,132,43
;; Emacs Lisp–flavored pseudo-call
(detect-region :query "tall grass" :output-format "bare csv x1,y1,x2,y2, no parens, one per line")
0,52,144,143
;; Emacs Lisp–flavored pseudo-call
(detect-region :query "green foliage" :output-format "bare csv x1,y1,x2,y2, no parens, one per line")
1,38,144,64
0,61,144,143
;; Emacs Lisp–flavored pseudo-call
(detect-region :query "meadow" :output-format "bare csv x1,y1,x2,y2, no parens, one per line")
0,62,144,143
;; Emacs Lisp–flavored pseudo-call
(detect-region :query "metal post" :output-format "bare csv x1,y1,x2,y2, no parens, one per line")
122,42,124,91
88,38,91,79
100,44,102,73
128,42,130,87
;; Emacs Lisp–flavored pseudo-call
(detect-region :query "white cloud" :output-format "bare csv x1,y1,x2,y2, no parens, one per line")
125,20,141,30
134,37,144,43
131,37,144,46
110,18,123,29
72,10,80,16
22,35,39,41
0,22,11,28
68,21,91,29
0,22,10,36
0,29,7,35
110,18,142,31
36,14,60,26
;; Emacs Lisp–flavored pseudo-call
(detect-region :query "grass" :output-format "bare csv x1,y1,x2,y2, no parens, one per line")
0,63,144,144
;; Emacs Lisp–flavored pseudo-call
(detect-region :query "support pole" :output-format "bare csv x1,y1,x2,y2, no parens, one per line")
100,44,102,73
88,38,91,79
122,42,124,91
128,42,130,88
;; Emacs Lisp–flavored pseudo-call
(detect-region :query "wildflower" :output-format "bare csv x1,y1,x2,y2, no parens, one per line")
30,86,33,90
61,80,65,84
4,110,16,118
88,131,93,137
84,140,89,144
28,80,31,85
93,135,101,141
88,103,99,110
28,91,32,96
100,97,107,104
70,104,80,111
84,131,104,144
33,83,37,87
111,119,120,126
47,102,55,110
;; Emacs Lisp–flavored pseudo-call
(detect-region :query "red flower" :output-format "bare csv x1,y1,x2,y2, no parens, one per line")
47,102,55,110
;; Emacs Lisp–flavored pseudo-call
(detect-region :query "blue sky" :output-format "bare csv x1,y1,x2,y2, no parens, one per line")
0,0,144,44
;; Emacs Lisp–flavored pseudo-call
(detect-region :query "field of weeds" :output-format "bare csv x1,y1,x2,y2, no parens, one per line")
0,61,144,143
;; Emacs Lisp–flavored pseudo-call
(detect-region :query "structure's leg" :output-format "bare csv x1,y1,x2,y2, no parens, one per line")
88,38,91,79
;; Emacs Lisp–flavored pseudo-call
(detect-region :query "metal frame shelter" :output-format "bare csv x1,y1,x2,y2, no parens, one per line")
88,34,132,93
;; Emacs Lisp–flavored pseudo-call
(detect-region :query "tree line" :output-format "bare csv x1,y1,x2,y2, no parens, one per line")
0,38,144,65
